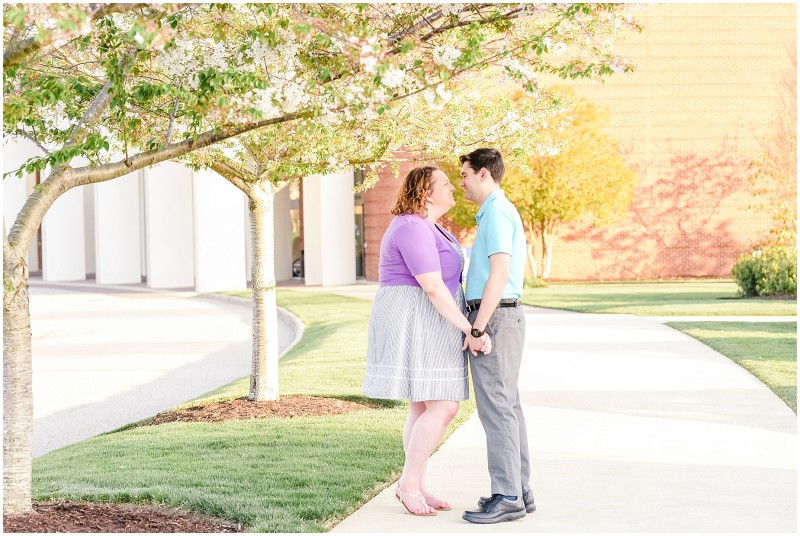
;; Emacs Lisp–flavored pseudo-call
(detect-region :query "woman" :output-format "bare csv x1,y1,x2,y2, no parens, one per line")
364,165,491,516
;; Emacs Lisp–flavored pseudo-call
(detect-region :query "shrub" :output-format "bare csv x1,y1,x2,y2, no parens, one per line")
732,246,797,297
524,277,548,289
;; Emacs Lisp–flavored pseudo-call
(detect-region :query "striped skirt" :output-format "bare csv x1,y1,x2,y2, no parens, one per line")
364,285,469,402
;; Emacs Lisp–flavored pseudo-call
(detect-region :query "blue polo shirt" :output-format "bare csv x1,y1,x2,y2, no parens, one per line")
465,189,526,301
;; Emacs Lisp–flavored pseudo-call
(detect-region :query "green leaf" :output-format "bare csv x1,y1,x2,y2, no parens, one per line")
4,7,27,28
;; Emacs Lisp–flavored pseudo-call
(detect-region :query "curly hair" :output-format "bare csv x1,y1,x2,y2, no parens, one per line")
391,166,438,216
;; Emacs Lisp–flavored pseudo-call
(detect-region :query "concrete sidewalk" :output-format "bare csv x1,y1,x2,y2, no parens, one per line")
301,283,797,533
28,280,796,531
30,279,299,457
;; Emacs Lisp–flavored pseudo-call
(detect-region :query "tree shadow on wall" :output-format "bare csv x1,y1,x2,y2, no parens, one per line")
563,149,754,279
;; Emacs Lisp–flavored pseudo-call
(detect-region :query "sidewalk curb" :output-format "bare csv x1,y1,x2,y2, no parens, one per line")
29,279,305,360
197,291,305,359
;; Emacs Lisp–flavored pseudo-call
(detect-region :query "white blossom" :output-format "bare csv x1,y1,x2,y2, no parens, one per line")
157,37,198,79
206,40,229,72
433,45,461,70
281,81,310,112
371,88,389,104
609,56,626,74
554,42,567,55
423,88,441,109
320,110,342,129
246,39,278,64
439,3,463,17
360,55,378,74
252,88,281,119
435,83,452,102
380,66,405,88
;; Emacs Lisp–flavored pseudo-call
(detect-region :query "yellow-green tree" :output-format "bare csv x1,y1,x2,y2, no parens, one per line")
749,51,796,247
504,96,636,279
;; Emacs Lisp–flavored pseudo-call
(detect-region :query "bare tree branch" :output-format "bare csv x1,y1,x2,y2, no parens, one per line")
164,97,180,145
12,131,52,156
208,161,251,192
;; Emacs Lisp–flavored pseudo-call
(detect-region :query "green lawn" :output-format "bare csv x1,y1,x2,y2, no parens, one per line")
522,281,797,316
33,290,475,532
667,322,797,413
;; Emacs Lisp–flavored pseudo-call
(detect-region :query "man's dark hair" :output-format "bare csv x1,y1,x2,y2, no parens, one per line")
459,148,505,184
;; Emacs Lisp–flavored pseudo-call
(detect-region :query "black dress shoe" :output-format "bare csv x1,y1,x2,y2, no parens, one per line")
478,489,536,513
462,494,526,524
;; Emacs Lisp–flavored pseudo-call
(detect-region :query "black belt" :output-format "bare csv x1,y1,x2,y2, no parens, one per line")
466,298,520,314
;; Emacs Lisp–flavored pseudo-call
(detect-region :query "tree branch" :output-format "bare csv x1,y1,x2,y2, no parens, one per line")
13,130,52,156
208,162,251,193
386,5,528,56
387,8,446,45
165,96,180,145
66,109,314,188
3,3,145,72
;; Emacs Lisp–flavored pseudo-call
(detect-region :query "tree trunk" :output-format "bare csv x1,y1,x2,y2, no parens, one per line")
541,224,557,280
523,220,539,280
247,185,280,401
3,252,33,515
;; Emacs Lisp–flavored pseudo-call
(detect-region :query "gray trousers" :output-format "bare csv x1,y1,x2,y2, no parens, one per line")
468,306,531,496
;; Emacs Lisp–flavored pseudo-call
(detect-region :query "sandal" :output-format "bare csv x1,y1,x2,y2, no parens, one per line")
423,493,451,511
395,485,437,516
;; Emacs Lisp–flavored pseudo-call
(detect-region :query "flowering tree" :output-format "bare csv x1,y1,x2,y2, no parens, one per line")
749,51,797,247
503,96,637,278
3,2,640,515
184,118,396,403
442,91,636,279
186,76,564,402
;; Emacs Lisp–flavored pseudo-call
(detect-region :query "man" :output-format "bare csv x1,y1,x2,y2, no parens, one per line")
459,148,534,524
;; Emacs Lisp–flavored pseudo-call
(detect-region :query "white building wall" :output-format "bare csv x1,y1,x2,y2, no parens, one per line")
3,137,41,271
4,137,353,290
273,186,293,281
94,172,142,284
41,186,86,281
302,171,356,286
192,169,247,292
144,162,194,288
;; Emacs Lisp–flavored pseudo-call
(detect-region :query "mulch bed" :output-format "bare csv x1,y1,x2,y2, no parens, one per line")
145,394,377,425
6,395,378,532
3,502,243,533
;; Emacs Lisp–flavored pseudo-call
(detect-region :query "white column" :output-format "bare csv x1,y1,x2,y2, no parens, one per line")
143,161,194,288
83,184,96,277
192,169,247,292
273,186,293,281
302,171,356,286
94,171,142,284
3,137,41,271
42,186,86,281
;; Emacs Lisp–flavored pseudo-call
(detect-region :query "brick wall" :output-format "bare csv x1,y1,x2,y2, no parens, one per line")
550,3,796,280
362,3,796,281
362,160,418,281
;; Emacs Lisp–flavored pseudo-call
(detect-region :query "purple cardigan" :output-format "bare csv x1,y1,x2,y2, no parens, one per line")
378,214,463,296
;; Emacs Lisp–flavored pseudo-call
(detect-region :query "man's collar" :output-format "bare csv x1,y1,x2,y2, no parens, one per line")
475,189,504,223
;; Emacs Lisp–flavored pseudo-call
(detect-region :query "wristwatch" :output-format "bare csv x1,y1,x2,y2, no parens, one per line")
471,327,485,338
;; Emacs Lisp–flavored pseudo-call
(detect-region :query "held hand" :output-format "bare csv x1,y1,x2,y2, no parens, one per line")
463,333,481,356
464,333,486,356
480,334,492,354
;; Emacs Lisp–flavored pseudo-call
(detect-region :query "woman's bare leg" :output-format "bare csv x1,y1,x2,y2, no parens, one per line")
396,400,459,514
